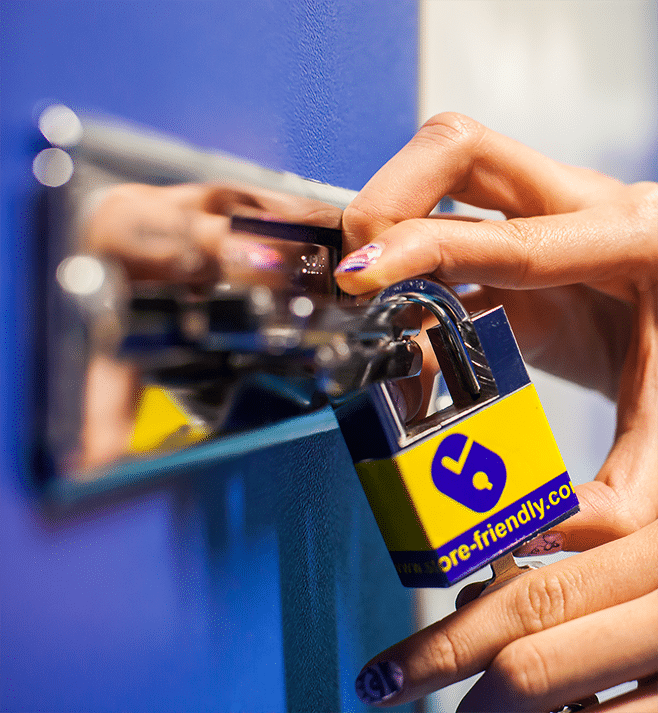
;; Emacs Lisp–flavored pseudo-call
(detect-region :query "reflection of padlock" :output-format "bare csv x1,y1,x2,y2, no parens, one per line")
335,279,579,588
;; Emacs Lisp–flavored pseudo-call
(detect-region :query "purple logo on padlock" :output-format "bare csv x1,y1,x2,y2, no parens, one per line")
431,433,507,512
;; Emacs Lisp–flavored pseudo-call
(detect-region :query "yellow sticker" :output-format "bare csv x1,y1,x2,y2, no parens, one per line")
357,384,567,551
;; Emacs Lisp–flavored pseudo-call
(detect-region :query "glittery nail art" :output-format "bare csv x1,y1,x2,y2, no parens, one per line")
335,243,383,273
355,661,403,704
515,531,564,557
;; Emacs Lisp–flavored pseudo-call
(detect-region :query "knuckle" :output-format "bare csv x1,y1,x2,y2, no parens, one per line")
415,220,447,273
423,628,463,678
481,218,538,288
579,480,648,538
417,112,484,151
392,218,445,274
627,180,658,216
491,638,552,702
412,113,485,197
603,181,658,292
513,569,581,634
404,216,436,240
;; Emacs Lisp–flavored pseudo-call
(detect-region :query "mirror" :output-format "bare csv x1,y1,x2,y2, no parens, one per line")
34,106,359,500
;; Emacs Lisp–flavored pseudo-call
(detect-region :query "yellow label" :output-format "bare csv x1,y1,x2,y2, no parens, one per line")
357,384,567,551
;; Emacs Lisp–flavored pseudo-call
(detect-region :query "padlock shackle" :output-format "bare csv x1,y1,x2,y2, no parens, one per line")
379,292,480,397
376,279,471,322
373,279,480,397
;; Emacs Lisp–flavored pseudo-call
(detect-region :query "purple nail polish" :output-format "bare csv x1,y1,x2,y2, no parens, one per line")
355,661,403,704
515,531,564,557
335,243,383,273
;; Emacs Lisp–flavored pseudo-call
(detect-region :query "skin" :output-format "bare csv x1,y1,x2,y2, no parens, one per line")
335,113,658,711
359,524,658,712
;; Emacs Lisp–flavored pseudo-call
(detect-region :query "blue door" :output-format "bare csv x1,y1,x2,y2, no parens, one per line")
1,2,418,711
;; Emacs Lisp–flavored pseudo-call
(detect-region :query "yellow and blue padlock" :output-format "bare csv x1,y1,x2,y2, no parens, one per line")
335,278,579,587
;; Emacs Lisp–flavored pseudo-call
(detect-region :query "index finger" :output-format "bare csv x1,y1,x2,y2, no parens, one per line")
342,113,620,252
355,521,658,706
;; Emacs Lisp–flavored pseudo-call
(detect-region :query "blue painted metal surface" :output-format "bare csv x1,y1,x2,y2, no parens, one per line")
0,2,418,711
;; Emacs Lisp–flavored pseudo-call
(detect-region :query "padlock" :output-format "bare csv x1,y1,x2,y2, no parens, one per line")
335,278,579,588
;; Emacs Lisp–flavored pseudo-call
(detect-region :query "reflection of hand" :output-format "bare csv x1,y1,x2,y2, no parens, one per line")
354,521,658,711
335,114,657,710
85,182,341,283
78,181,342,471
336,112,658,552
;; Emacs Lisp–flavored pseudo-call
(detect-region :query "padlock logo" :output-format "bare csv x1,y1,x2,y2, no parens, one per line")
431,433,507,512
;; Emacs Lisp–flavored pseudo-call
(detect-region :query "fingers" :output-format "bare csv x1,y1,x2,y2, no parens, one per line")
336,195,653,303
354,522,658,707
540,287,658,551
457,589,658,712
342,112,622,253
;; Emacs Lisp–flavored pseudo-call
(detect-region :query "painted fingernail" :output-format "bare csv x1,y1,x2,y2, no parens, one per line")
515,531,564,557
335,243,383,273
355,661,403,704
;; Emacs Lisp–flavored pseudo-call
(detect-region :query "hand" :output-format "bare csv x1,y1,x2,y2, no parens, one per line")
354,521,658,711
335,113,658,552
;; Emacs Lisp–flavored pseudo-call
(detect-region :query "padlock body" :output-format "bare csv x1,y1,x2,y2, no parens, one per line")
357,382,578,587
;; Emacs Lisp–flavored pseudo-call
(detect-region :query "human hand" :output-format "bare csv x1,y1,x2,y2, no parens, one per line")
354,521,658,711
335,113,658,552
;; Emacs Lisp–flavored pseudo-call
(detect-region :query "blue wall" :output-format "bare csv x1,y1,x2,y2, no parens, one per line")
1,2,418,711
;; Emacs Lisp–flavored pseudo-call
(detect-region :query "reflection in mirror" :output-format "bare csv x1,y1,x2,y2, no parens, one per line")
36,108,363,494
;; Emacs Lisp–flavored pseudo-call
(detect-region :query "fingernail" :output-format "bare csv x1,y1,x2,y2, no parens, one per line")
335,243,383,273
355,661,403,705
515,531,564,557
